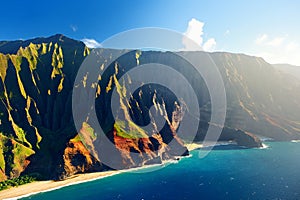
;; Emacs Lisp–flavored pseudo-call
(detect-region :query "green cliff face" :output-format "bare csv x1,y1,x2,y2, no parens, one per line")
0,35,189,181
0,34,89,181
0,35,299,182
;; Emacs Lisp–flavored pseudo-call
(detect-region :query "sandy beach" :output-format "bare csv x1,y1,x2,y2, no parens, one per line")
185,143,203,151
0,143,203,200
0,170,120,200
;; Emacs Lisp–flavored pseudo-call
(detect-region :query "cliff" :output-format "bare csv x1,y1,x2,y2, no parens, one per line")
0,34,299,181
0,35,188,181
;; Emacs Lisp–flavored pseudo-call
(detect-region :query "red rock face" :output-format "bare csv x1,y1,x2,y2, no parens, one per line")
60,126,184,177
61,137,103,178
112,128,165,167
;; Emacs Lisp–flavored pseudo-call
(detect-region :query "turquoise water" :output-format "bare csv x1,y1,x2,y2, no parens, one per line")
22,142,300,200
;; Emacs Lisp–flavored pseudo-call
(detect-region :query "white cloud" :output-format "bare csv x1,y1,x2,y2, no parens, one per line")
70,25,78,32
184,18,204,46
81,38,102,48
203,38,216,51
182,18,216,52
254,34,300,65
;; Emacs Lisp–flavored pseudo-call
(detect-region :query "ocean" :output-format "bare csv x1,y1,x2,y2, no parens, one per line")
21,142,300,200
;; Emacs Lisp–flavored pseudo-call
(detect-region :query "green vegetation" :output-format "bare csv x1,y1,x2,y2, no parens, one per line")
17,43,39,70
57,76,64,92
70,134,82,143
83,46,90,56
0,35,88,181
114,120,147,139
12,142,35,164
16,71,27,99
0,134,6,171
0,133,35,179
41,43,47,55
135,50,142,65
0,175,36,191
13,125,32,148
51,43,64,79
34,128,42,149
82,122,96,140
0,53,8,80
9,55,22,72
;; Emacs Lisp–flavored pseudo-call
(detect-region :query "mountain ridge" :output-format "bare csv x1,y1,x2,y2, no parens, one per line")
0,34,81,54
0,34,299,182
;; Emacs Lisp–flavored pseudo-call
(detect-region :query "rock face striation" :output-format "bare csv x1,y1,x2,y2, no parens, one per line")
0,34,299,181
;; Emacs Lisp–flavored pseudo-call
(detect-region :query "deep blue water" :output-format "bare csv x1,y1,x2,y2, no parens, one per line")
22,142,300,200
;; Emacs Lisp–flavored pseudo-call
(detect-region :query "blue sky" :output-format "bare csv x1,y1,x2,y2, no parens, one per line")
1,0,300,65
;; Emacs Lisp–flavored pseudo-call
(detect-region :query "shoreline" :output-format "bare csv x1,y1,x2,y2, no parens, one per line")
0,170,120,200
1,161,177,200
0,141,271,199
0,143,201,200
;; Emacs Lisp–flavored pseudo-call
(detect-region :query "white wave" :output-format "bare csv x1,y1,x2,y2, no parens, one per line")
125,163,167,173
259,143,270,149
291,140,300,143
182,154,193,159
256,135,274,142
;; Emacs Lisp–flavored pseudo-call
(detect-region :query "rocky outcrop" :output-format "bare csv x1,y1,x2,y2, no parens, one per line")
195,122,262,148
60,135,104,180
112,130,166,167
219,126,262,148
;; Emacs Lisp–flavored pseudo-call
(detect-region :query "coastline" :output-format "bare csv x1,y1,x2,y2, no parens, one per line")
0,170,120,200
0,141,271,199
0,143,202,200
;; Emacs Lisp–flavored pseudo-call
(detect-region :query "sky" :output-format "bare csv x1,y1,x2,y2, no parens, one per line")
1,0,300,65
